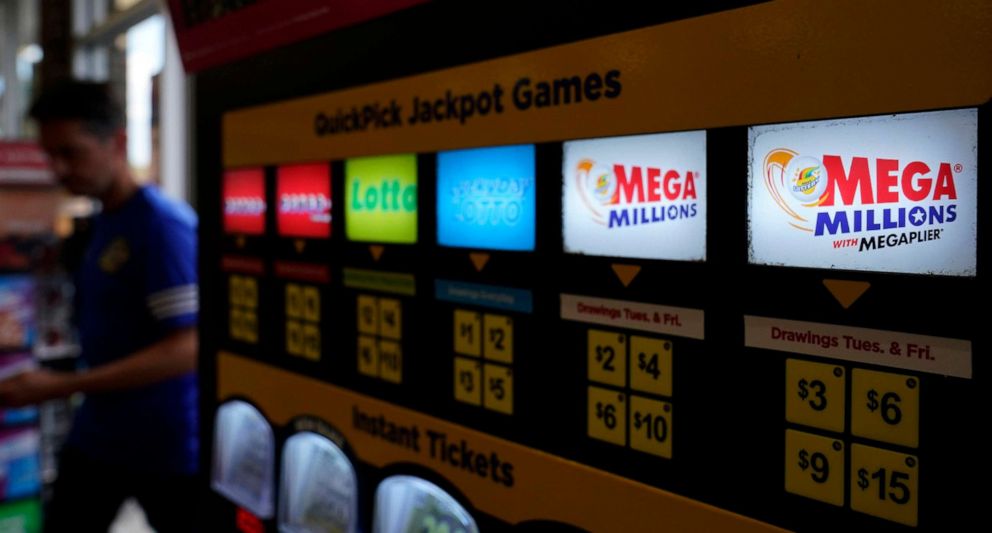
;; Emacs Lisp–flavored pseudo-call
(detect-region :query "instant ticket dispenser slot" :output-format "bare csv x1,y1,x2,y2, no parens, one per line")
211,400,276,519
372,476,477,533
278,432,358,533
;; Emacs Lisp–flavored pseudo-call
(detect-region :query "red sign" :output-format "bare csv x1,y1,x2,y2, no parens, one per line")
165,0,429,73
223,168,266,235
277,163,331,239
235,508,263,533
0,142,54,186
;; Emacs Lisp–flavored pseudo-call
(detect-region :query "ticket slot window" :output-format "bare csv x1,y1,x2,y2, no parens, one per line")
279,432,358,533
212,400,276,520
372,476,478,533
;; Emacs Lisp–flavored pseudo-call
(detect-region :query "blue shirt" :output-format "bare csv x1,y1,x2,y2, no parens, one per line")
68,186,199,475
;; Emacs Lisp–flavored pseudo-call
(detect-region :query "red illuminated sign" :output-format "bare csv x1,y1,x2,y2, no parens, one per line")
277,163,331,239
0,142,54,185
165,0,428,73
223,168,266,235
235,508,263,533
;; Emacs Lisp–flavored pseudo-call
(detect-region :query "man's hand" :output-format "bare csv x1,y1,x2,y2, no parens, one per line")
0,369,75,407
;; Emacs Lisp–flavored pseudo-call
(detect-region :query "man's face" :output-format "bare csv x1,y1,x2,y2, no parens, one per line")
38,119,124,197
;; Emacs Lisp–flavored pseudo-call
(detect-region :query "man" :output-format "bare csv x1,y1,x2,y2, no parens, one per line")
0,80,199,532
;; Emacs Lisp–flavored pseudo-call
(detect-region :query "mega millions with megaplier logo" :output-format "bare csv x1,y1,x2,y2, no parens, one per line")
748,109,976,276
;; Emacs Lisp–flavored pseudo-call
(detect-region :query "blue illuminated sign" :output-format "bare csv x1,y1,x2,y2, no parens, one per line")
436,144,536,251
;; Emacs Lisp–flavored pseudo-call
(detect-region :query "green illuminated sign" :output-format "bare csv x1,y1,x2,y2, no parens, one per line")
345,154,418,243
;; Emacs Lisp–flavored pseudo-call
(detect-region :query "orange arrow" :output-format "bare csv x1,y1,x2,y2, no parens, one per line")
294,239,306,253
370,245,384,262
469,253,490,272
611,264,641,287
823,279,871,309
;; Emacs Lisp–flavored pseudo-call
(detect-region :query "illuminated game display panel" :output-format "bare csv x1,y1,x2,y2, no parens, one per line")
562,131,707,261
344,154,418,244
436,144,536,251
748,108,977,276
277,163,332,239
223,167,267,235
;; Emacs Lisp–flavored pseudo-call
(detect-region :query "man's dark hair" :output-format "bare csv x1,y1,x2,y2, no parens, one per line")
29,79,125,138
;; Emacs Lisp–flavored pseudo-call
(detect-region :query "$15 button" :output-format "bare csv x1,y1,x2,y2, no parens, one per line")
850,444,918,527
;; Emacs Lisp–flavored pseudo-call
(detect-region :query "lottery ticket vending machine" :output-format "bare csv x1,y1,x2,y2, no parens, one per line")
197,2,990,531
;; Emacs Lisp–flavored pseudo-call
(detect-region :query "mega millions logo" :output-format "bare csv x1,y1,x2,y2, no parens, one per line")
762,148,961,251
575,159,699,227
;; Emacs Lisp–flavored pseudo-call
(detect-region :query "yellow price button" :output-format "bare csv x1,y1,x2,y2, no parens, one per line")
784,429,844,507
378,298,402,340
286,319,303,356
303,286,320,322
285,283,303,319
588,386,626,446
242,277,258,308
229,308,243,340
454,309,481,357
378,340,402,384
357,295,378,335
483,363,513,415
630,336,672,397
785,359,846,433
357,335,379,377
851,369,920,448
483,314,513,363
850,444,918,527
588,329,626,387
454,356,482,406
229,276,244,307
242,310,258,343
302,323,320,361
629,395,672,459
